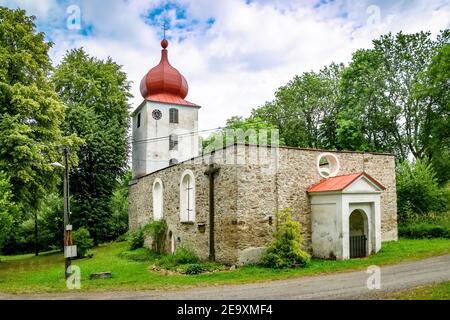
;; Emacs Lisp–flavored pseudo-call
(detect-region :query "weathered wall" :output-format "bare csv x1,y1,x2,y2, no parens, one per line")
129,144,398,264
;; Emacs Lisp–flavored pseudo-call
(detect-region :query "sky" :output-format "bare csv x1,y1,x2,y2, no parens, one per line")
1,0,450,132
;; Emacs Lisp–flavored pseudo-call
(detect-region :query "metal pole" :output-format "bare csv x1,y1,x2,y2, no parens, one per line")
63,147,71,280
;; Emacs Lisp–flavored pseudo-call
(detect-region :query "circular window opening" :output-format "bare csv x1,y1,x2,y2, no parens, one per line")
317,153,340,178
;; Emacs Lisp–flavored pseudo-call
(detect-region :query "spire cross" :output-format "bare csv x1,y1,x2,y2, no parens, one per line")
162,22,168,39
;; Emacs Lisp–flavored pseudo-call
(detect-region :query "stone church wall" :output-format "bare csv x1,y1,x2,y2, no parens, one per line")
129,145,397,264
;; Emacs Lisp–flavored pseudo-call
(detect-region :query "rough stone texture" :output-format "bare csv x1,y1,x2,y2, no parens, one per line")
129,145,398,264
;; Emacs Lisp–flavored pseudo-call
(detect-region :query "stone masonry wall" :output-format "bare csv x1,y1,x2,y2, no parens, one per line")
129,145,397,265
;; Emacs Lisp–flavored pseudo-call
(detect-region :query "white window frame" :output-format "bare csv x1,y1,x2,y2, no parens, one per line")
179,170,195,223
317,153,340,178
152,178,164,221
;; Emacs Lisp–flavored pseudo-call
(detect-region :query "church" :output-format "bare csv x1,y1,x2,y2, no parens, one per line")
128,38,398,265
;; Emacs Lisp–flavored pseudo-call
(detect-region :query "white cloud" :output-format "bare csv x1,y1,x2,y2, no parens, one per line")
2,0,450,132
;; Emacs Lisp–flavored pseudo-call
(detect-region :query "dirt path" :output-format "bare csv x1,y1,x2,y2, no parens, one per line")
1,254,449,300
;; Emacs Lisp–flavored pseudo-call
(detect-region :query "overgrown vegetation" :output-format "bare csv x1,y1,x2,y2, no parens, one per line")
396,159,449,221
144,220,167,254
261,209,310,269
72,227,94,259
128,228,145,251
399,212,450,239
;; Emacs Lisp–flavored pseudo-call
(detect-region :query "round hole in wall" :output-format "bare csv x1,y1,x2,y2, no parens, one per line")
317,153,340,178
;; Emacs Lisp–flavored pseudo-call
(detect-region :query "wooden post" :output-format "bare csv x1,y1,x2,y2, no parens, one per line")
204,164,220,262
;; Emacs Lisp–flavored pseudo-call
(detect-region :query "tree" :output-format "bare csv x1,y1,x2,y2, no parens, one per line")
252,63,344,149
52,48,131,244
0,172,16,251
0,7,80,255
109,171,131,239
338,30,450,160
417,44,450,184
396,158,449,221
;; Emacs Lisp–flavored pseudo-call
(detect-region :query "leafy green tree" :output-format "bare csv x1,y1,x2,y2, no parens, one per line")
396,158,449,220
110,171,131,239
417,44,450,184
0,8,80,255
338,30,449,159
252,63,344,149
0,172,16,250
203,115,282,152
53,48,131,244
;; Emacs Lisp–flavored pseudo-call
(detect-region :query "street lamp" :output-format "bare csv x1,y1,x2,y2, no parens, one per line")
52,146,73,280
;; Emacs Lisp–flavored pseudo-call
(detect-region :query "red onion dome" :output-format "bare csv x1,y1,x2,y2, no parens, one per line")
140,39,189,100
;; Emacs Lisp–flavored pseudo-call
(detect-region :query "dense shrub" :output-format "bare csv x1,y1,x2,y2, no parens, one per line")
158,246,199,269
72,227,94,258
399,224,450,239
182,263,206,275
128,228,145,250
399,211,450,239
144,220,167,254
396,159,449,222
261,209,310,269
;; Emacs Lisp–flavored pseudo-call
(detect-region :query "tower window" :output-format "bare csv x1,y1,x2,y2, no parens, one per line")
137,113,141,128
169,134,178,151
169,108,179,124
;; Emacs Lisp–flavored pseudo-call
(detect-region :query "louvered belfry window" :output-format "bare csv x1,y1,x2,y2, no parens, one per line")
169,108,179,124
169,134,178,151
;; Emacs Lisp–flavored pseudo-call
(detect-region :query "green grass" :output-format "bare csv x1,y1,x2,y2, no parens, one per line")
0,238,449,294
381,281,450,300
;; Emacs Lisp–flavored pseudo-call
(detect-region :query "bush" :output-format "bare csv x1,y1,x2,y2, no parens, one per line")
396,159,449,222
128,228,145,250
399,224,450,239
158,246,199,269
72,227,94,259
144,220,167,254
261,209,310,269
399,211,450,239
182,263,206,275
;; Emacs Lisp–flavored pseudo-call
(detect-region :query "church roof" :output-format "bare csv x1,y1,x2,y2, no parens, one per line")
307,172,385,193
140,38,199,108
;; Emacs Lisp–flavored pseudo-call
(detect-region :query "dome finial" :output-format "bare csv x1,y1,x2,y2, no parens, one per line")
161,22,169,49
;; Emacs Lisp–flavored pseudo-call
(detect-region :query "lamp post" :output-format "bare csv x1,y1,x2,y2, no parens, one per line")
51,146,72,280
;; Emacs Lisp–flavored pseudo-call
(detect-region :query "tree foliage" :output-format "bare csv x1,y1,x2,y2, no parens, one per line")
262,209,310,269
338,31,449,159
52,48,132,244
396,158,449,221
0,172,16,249
0,7,79,212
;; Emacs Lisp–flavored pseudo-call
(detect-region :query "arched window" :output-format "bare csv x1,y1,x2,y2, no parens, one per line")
152,178,164,220
169,108,179,124
180,170,195,223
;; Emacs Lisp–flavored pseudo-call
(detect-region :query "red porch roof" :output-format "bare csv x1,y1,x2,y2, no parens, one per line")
307,172,385,193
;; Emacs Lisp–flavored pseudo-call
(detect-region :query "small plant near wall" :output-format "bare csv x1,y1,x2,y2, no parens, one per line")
145,220,167,254
261,209,310,269
128,228,145,250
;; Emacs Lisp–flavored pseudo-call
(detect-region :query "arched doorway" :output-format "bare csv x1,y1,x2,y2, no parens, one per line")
349,209,369,258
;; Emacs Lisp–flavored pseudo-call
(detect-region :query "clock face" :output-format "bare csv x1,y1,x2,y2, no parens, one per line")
152,109,162,120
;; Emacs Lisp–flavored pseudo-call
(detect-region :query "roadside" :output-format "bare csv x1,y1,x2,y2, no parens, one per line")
1,254,449,300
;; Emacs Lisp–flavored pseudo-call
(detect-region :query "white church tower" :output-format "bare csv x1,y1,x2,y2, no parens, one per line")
131,38,201,178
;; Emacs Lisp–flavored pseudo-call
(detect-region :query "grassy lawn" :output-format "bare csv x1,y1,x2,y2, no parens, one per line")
381,281,450,300
0,238,449,294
